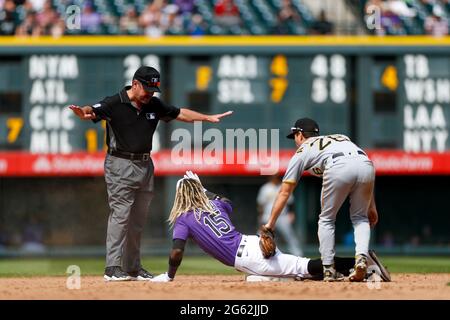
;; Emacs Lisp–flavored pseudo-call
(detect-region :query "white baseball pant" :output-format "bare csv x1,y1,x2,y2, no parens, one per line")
234,235,310,278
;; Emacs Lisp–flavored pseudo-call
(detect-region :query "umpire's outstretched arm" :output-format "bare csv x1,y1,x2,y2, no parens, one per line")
176,108,233,123
69,105,97,120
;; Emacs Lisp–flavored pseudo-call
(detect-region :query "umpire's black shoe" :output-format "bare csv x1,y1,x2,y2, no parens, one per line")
104,266,132,281
128,268,154,281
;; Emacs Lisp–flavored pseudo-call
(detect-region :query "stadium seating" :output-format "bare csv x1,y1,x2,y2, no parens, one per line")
1,0,449,36
360,0,449,35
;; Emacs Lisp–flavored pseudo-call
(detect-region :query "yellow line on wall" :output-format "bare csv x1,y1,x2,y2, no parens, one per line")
0,36,449,47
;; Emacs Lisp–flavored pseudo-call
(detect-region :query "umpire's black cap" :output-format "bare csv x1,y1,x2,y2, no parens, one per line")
286,118,320,139
133,66,161,93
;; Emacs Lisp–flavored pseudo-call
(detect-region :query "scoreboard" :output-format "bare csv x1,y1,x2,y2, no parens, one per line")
172,53,350,147
0,36,449,175
0,53,351,153
0,54,163,154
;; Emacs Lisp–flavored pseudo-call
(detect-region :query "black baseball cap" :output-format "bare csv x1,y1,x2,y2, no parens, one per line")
133,66,161,93
286,118,320,139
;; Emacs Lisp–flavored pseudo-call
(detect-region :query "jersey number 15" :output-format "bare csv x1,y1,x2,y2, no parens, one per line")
203,212,231,237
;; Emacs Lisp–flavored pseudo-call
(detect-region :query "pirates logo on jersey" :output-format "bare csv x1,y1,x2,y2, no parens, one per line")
312,167,323,175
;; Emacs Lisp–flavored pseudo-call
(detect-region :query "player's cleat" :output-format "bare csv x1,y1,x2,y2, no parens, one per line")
128,268,154,281
104,266,132,281
349,254,368,282
323,265,345,282
367,250,391,282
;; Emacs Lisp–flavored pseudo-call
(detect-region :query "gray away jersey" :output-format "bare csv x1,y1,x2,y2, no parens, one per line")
283,134,366,183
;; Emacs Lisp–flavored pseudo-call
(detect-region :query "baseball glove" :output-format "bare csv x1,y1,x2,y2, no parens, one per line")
259,225,276,259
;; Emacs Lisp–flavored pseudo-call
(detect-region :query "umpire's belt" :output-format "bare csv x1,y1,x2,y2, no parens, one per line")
108,149,151,161
332,150,366,159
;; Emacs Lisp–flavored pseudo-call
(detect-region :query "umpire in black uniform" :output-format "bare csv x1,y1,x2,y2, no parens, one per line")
70,66,232,281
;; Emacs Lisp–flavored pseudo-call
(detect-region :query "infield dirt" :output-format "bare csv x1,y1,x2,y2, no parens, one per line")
0,274,449,299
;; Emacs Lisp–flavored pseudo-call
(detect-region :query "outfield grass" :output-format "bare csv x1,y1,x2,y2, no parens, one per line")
381,257,450,273
0,256,238,277
0,256,449,277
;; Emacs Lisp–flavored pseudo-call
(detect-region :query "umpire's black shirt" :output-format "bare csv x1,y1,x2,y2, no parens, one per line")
92,86,180,153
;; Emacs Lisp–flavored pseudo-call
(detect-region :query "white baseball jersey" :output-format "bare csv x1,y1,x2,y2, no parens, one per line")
283,134,367,183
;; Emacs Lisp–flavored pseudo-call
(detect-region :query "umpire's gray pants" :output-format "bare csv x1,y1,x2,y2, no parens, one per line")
318,155,375,265
104,154,154,272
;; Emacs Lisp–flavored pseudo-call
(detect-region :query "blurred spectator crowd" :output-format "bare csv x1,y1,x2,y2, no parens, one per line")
364,0,449,36
0,0,332,36
0,0,448,37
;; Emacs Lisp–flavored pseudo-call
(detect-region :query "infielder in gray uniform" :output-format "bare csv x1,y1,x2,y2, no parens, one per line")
264,118,379,282
69,66,232,281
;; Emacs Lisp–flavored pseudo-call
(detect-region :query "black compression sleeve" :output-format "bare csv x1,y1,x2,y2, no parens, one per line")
307,258,323,276
334,257,355,276
168,239,186,279
172,238,186,250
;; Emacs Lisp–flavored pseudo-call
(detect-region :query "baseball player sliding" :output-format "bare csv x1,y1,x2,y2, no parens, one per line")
150,171,390,282
263,118,379,282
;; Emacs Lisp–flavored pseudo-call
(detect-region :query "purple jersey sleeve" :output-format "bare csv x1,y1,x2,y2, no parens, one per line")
173,216,189,241
217,199,232,215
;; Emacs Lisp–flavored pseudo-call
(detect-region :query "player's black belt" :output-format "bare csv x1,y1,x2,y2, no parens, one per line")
108,149,151,161
237,243,246,258
237,236,249,258
332,150,366,159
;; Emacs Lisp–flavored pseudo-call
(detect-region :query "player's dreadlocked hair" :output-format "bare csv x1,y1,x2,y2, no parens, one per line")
168,178,216,227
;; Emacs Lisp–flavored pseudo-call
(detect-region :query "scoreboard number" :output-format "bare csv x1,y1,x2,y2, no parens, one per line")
310,54,347,104
311,54,328,77
123,54,160,86
271,55,288,77
218,79,254,103
270,55,288,103
330,54,346,78
6,117,24,144
330,78,346,103
196,66,212,91
312,78,327,103
217,55,257,104
270,78,288,103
